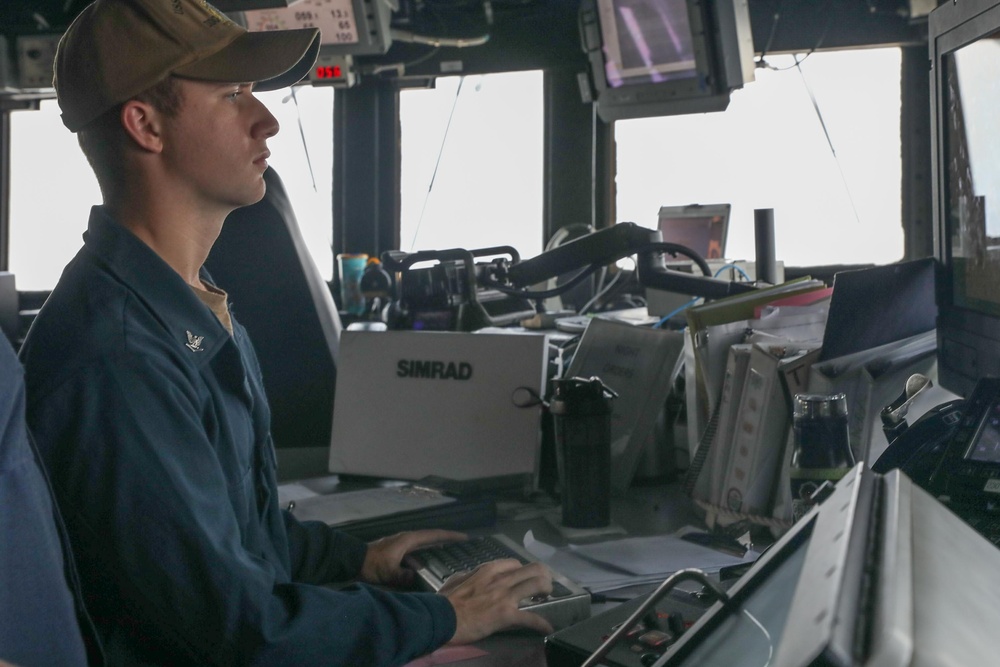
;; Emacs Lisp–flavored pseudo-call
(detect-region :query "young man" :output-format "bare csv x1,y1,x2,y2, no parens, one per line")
20,0,553,664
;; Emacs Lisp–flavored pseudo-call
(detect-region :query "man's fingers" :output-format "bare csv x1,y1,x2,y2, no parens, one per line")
437,568,477,594
480,560,552,597
439,554,559,644
510,575,553,603
471,558,524,578
363,529,471,585
463,560,553,597
396,529,468,552
368,530,467,558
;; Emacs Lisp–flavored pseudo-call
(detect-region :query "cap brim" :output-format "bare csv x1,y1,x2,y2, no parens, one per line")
174,27,320,90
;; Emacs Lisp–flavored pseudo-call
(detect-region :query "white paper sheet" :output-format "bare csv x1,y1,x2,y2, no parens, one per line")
522,529,755,593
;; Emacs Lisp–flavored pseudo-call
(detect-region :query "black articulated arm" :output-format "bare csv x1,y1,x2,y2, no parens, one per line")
500,222,758,300
379,223,759,332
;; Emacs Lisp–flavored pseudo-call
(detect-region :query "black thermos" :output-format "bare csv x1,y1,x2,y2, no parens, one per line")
550,376,617,528
789,393,855,521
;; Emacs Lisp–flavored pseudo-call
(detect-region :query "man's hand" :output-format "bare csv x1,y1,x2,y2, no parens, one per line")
440,559,555,644
360,529,467,589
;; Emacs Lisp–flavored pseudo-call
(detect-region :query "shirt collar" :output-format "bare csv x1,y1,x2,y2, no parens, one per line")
83,206,229,360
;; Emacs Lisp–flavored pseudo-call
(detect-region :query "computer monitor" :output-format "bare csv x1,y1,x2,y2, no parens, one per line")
654,465,1000,666
931,0,1000,398
578,0,755,122
657,203,730,260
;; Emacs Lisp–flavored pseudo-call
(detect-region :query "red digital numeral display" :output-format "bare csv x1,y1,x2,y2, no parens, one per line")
315,65,343,79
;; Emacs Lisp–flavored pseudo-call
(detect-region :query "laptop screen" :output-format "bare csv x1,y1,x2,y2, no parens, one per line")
657,203,731,260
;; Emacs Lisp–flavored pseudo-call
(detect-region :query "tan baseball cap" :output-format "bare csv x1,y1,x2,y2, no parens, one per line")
54,0,321,132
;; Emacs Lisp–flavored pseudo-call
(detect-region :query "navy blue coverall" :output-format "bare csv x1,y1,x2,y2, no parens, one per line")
20,207,456,666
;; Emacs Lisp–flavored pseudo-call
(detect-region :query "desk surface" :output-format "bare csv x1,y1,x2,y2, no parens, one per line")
465,483,702,666
291,475,722,666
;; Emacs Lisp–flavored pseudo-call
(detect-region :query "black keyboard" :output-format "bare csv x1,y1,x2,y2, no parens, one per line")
405,534,591,630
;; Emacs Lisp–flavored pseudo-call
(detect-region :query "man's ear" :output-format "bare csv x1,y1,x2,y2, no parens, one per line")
120,100,164,153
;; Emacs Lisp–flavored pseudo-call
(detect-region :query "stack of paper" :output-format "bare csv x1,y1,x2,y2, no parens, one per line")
522,529,756,594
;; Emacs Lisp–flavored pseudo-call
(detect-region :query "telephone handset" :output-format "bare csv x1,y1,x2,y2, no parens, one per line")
874,376,1000,514
871,395,963,486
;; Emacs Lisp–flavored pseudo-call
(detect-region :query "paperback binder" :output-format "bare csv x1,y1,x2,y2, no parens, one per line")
689,342,752,507
720,341,820,517
563,319,685,495
682,278,828,459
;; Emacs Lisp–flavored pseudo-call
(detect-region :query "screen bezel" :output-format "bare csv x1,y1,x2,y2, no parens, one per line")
593,0,716,108
657,203,731,260
930,0,1000,398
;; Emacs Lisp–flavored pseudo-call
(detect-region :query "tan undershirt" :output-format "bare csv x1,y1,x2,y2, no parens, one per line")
191,283,234,336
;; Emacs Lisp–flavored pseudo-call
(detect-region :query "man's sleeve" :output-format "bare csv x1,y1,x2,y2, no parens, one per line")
281,510,369,584
0,344,94,667
29,355,456,667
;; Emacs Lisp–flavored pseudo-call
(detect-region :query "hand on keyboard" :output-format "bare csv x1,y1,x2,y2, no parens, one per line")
360,529,468,589
439,558,556,644
405,534,592,632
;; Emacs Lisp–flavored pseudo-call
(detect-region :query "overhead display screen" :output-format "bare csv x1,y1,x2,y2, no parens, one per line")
244,0,360,46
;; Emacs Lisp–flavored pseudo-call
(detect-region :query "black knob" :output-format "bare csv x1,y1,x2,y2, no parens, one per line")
643,611,665,631
640,652,660,667
667,612,686,637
